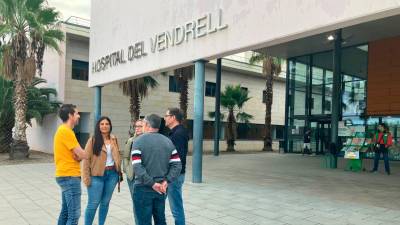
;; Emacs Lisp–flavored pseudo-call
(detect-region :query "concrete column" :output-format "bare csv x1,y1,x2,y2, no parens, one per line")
94,86,102,127
192,60,206,183
213,58,222,156
284,59,290,153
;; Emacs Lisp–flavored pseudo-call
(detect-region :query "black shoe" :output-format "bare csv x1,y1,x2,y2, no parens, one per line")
387,171,391,175
370,170,377,173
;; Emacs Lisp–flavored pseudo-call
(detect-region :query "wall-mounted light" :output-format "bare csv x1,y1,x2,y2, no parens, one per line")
327,35,335,41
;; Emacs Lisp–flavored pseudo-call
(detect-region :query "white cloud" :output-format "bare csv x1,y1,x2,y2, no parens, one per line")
47,0,91,21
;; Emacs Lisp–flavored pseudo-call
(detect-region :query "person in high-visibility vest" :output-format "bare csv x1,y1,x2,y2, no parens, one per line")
371,123,393,175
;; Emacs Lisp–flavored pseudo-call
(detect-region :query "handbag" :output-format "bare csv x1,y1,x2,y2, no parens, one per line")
118,171,123,193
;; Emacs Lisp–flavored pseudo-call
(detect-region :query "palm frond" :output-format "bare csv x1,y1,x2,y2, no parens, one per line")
174,65,194,81
25,11,39,29
0,24,12,36
236,112,253,123
38,87,57,97
25,0,44,13
37,7,59,25
208,111,226,120
44,29,64,42
26,109,42,125
217,84,252,123
249,52,266,65
30,77,46,86
43,36,61,52
120,76,158,100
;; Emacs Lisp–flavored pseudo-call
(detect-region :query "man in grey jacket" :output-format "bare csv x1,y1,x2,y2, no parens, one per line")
131,114,182,225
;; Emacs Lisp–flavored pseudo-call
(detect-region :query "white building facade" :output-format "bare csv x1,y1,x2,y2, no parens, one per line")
27,21,286,153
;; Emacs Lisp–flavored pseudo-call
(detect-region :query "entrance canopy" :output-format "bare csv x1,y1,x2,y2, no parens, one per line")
89,0,400,87
260,13,400,59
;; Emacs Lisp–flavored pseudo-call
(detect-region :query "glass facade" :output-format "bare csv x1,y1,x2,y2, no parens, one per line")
286,44,368,153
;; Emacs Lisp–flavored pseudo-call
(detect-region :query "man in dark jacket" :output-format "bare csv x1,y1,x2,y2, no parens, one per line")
132,114,182,225
164,108,189,225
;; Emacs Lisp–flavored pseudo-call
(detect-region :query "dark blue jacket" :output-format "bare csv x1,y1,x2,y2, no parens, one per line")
169,124,189,174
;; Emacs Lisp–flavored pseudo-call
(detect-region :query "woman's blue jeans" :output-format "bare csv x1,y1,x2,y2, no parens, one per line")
84,169,119,225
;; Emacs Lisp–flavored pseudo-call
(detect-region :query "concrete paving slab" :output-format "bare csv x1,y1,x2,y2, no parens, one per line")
1,153,400,225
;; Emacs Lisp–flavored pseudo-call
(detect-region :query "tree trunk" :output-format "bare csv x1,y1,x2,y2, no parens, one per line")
10,78,29,159
226,109,236,151
263,58,274,152
130,84,141,124
179,77,189,126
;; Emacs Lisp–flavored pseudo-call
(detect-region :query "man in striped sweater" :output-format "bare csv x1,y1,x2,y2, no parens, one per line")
131,114,182,225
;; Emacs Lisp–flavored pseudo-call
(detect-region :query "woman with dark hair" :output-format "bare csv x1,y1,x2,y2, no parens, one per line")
82,116,121,225
371,123,393,175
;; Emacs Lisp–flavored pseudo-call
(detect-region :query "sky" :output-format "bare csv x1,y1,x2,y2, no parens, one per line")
47,0,91,21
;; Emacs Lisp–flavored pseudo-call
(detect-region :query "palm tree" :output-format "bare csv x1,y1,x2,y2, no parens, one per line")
0,0,64,159
209,85,253,151
0,76,61,153
0,76,14,153
249,53,281,151
26,77,61,125
173,65,194,124
119,76,158,125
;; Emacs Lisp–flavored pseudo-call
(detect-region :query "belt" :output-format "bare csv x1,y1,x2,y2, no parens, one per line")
105,165,115,170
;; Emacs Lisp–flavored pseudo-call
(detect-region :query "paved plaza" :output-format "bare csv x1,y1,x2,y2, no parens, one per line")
1,152,400,225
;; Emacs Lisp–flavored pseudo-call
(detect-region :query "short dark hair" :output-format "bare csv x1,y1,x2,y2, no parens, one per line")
59,104,77,122
168,107,184,123
379,123,389,132
144,114,161,129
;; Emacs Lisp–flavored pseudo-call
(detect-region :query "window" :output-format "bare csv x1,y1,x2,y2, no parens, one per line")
169,76,181,92
72,60,89,81
275,125,284,139
205,82,216,97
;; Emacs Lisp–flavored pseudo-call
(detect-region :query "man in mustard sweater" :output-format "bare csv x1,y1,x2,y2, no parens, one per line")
53,104,87,225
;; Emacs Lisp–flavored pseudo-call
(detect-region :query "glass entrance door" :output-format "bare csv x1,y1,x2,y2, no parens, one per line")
310,120,331,154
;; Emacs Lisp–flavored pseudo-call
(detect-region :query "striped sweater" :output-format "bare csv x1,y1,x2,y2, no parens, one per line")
131,132,182,187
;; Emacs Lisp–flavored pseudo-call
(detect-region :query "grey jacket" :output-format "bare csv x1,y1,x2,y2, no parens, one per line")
122,135,136,181
131,132,182,187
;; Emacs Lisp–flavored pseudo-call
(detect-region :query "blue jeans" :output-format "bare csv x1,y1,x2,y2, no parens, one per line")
56,177,82,225
84,169,119,225
127,178,139,225
373,147,391,173
134,185,167,225
167,174,186,225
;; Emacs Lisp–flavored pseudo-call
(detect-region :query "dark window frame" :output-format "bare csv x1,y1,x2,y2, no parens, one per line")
72,60,89,81
169,76,181,93
205,81,216,97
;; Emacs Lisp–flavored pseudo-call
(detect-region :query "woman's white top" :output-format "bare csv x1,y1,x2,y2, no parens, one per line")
105,144,115,166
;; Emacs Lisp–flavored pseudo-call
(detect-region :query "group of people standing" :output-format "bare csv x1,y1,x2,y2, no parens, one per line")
53,104,189,225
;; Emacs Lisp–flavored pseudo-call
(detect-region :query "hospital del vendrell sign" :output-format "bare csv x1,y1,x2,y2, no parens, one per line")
92,9,228,74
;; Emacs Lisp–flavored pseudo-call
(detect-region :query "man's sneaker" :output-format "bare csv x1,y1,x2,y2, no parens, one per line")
387,171,391,175
370,170,377,173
